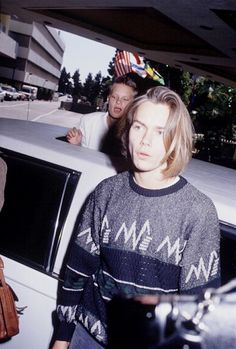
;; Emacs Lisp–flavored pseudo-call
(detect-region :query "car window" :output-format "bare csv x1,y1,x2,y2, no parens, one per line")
220,222,236,285
0,149,80,273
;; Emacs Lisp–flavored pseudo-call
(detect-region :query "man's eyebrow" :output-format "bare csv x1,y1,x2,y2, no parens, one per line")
133,120,165,129
132,119,145,126
111,94,131,98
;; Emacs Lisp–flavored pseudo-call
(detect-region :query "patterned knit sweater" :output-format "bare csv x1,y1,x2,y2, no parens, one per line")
56,171,221,346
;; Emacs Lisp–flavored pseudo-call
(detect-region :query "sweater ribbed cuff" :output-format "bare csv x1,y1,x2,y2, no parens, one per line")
55,321,76,342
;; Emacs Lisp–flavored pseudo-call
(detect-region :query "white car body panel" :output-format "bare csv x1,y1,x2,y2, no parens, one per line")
0,118,117,349
184,158,236,227
1,257,57,349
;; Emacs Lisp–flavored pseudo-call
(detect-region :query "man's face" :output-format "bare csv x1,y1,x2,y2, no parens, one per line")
108,83,135,120
128,101,170,175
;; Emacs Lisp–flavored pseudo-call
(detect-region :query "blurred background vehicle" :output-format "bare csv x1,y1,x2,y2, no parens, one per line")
66,94,72,102
20,85,37,101
0,87,5,102
0,85,18,101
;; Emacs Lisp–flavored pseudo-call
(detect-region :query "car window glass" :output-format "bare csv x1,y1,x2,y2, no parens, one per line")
0,149,80,273
220,223,236,285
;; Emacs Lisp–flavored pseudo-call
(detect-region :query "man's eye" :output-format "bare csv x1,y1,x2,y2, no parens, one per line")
133,124,141,130
157,129,164,135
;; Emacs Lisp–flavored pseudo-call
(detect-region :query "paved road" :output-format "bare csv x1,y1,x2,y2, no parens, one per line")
0,98,82,128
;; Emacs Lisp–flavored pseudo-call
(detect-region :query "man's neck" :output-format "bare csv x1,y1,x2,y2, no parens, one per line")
133,171,178,190
106,113,117,128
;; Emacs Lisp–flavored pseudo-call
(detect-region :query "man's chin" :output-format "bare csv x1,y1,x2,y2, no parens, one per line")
110,113,123,120
132,162,151,173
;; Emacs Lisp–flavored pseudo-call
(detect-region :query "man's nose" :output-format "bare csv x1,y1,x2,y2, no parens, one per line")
115,98,122,105
141,131,152,146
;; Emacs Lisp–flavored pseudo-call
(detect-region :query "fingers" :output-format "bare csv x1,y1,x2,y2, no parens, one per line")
66,127,82,145
67,127,78,139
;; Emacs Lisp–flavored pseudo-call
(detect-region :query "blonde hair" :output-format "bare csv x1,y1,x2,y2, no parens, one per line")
120,86,194,178
109,76,138,97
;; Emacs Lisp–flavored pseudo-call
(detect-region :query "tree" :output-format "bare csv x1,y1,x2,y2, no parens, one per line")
90,71,102,105
58,67,71,94
72,69,82,102
100,76,112,101
189,77,236,165
82,73,94,104
107,49,119,78
181,71,194,106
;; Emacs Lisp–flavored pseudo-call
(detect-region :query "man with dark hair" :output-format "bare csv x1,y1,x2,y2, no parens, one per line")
66,76,137,154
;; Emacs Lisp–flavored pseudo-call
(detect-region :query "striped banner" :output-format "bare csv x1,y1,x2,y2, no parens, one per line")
114,51,132,77
115,51,164,84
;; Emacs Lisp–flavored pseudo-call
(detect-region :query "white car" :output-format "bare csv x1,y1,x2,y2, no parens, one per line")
0,117,235,349
0,118,117,349
0,85,18,101
0,87,5,102
66,94,73,102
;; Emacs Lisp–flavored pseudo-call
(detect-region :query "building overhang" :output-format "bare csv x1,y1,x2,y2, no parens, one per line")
1,0,236,86
0,31,18,59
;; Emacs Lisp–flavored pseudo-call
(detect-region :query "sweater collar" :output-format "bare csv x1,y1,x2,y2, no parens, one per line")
128,172,187,197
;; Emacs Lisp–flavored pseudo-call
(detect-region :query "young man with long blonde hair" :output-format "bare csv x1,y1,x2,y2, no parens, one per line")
53,86,220,349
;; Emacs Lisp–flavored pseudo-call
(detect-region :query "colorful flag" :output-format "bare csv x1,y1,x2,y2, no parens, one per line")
114,51,132,77
115,51,165,85
130,52,147,78
115,51,147,78
145,63,165,85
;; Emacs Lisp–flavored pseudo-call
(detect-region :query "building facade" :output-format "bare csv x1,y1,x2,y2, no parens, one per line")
0,15,65,96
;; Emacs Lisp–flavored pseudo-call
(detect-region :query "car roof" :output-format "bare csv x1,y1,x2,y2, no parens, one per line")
183,158,236,227
0,117,117,185
0,117,235,227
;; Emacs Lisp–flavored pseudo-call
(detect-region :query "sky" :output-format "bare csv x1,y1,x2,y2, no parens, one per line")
60,30,116,83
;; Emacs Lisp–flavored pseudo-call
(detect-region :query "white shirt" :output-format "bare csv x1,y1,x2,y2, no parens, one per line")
79,112,109,150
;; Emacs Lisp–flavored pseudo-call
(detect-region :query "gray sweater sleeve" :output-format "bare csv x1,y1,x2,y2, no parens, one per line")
179,196,221,293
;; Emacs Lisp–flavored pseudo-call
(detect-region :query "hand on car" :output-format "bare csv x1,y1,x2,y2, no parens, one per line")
66,127,83,145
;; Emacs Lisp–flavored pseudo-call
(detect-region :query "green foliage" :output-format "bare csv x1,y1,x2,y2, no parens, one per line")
59,56,236,165
90,71,102,104
58,67,71,94
107,49,119,78
181,72,194,106
190,77,236,136
188,77,236,167
82,72,95,104
72,69,82,98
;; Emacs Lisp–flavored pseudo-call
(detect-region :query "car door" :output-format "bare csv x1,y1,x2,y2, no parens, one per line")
0,148,80,349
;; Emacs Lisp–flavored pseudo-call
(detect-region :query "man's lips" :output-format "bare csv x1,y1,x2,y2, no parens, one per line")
137,151,150,158
114,107,122,113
